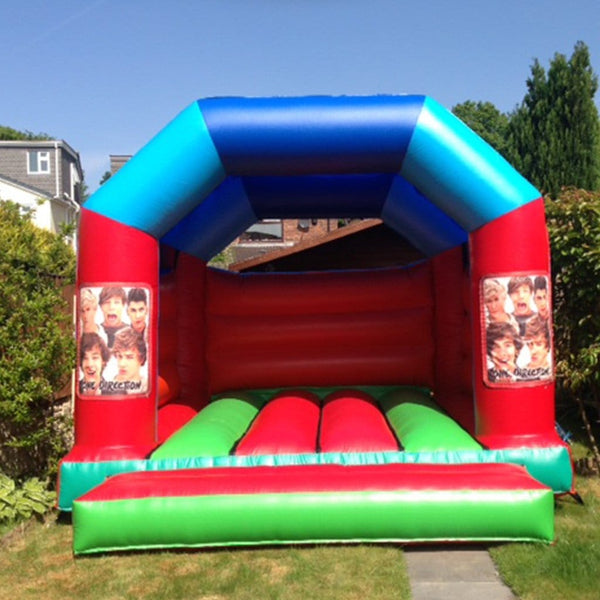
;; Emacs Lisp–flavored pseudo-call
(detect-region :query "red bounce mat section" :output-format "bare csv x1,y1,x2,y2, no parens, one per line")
319,390,399,453
78,462,549,501
235,391,321,455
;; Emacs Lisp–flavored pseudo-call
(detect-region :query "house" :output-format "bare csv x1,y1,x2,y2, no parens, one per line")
230,218,425,272
0,140,84,246
233,217,345,263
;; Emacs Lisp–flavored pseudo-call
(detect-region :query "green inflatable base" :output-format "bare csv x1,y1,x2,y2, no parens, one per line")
73,474,554,555
58,444,574,511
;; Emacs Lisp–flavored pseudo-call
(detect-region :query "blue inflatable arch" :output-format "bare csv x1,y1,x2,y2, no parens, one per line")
85,95,540,259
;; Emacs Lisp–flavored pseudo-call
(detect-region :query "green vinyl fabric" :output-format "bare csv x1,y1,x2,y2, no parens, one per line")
379,387,483,452
73,485,554,554
151,393,266,459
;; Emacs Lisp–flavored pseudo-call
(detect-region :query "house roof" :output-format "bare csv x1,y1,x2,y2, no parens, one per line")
0,173,51,199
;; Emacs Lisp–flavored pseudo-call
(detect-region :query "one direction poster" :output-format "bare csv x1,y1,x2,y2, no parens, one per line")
481,273,553,387
77,284,151,397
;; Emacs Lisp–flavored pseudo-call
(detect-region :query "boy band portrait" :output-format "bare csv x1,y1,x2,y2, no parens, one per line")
78,285,150,396
482,274,553,386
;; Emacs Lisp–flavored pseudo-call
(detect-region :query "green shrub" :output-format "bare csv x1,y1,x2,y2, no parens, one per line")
546,189,600,462
0,201,75,481
0,473,55,524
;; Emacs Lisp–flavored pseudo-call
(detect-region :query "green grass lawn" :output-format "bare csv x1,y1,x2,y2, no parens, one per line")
1,476,598,600
0,519,411,600
491,476,600,600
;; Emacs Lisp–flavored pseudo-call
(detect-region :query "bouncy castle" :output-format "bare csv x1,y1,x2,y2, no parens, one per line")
58,95,574,554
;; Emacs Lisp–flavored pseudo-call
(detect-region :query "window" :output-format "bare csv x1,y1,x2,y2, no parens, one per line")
239,219,283,242
28,151,50,174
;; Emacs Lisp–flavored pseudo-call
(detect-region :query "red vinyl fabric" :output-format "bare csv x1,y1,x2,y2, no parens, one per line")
157,270,180,408
74,209,159,454
78,462,548,502
174,253,209,410
157,403,198,445
319,390,399,453
235,391,321,455
431,247,474,433
205,265,435,393
469,199,558,448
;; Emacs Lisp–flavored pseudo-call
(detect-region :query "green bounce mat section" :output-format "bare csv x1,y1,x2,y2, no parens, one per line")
379,387,483,452
151,393,267,459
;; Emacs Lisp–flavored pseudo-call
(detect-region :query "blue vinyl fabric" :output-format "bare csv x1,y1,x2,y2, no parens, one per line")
381,176,468,256
198,95,424,175
161,177,256,259
400,97,540,231
245,174,393,219
84,102,226,239
83,95,541,260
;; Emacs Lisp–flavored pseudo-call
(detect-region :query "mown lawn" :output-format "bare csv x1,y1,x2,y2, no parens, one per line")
491,476,600,600
0,519,411,600
1,476,598,600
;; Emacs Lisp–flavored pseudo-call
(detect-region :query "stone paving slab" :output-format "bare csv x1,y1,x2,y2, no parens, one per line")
404,546,517,600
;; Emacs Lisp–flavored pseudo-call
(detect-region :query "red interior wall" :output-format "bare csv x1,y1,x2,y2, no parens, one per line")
157,251,209,442
157,269,180,407
204,263,436,393
163,250,479,441
432,247,474,433
174,253,209,409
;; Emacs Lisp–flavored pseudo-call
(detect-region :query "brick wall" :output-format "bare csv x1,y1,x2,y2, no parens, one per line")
282,219,340,244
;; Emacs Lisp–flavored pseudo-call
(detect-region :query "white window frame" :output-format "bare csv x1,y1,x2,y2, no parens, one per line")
27,150,51,174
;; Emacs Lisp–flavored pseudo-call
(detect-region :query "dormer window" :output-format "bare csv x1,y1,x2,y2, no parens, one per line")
28,150,50,174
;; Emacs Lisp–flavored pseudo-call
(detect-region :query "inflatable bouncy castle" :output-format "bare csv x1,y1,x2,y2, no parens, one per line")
59,96,574,554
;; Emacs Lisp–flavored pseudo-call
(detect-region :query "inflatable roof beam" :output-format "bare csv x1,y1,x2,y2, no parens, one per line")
84,96,540,261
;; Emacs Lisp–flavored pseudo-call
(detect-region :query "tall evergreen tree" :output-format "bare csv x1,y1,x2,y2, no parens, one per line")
507,41,600,196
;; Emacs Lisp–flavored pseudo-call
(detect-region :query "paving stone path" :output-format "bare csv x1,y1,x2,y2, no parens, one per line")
404,546,517,600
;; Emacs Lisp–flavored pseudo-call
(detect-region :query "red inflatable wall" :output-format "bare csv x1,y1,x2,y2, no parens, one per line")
204,264,436,393
157,251,208,442
432,247,474,433
157,269,180,408
173,252,208,409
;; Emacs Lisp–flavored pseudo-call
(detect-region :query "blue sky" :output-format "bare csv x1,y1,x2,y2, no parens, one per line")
2,0,599,193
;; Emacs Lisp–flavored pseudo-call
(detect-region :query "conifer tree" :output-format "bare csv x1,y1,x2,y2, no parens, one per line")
507,41,600,196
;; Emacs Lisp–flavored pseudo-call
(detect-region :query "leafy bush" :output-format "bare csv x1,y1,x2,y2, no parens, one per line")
0,473,55,524
546,188,600,464
0,201,76,481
